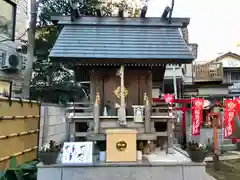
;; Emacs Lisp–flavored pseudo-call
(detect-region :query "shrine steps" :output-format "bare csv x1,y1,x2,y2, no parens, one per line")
84,132,167,141
221,139,237,151
151,102,170,116
67,102,93,117
220,144,237,151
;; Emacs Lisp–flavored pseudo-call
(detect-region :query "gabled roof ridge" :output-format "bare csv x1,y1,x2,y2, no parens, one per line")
208,51,240,64
51,16,190,28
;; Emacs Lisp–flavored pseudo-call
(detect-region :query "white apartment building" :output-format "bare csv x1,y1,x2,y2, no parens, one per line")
0,0,28,96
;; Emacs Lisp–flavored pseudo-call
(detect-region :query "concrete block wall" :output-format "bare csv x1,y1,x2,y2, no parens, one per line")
39,103,68,147
187,128,223,145
185,111,225,146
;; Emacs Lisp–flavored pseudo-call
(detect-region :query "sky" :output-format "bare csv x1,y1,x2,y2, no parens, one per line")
146,0,240,62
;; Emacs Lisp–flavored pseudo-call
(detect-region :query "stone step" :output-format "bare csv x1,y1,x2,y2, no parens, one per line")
68,102,92,105
86,133,165,141
152,107,169,113
151,112,169,116
152,104,169,109
100,121,145,129
67,106,92,111
70,112,93,116
220,144,237,151
100,127,146,134
223,139,233,144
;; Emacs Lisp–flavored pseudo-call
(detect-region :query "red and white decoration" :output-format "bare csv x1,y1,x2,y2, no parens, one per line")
163,94,175,117
163,94,175,104
191,98,204,136
224,99,237,138
234,97,240,120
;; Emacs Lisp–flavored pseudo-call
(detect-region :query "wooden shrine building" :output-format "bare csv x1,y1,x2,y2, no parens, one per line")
49,9,194,152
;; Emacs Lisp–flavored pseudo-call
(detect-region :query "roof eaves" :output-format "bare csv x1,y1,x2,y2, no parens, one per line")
51,16,190,28
212,52,240,63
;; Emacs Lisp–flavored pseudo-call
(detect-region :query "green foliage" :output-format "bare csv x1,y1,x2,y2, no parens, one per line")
38,0,142,26
39,140,59,152
35,26,59,57
187,141,207,152
4,168,25,180
0,176,7,180
33,0,142,103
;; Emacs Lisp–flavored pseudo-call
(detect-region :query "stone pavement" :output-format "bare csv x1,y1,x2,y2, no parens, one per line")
174,146,240,179
229,151,240,155
204,173,217,180
204,151,240,180
205,151,240,162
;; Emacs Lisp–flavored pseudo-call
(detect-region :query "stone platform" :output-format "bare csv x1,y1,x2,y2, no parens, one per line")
37,149,206,180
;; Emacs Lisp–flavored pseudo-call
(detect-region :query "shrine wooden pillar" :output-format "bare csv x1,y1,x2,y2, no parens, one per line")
90,69,103,133
90,69,96,104
144,71,152,133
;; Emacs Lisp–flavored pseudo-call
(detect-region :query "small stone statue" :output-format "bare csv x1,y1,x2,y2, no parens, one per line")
95,92,100,105
144,93,149,105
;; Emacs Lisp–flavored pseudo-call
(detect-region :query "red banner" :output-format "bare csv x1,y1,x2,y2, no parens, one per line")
191,98,204,136
224,99,237,138
235,97,240,120
163,94,175,104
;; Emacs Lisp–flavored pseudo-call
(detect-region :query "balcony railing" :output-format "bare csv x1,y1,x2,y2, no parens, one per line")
193,62,223,82
229,80,240,92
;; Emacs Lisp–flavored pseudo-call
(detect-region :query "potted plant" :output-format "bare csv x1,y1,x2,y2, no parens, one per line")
187,141,207,162
39,140,59,165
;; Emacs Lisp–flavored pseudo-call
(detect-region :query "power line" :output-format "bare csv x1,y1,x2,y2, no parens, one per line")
0,29,28,43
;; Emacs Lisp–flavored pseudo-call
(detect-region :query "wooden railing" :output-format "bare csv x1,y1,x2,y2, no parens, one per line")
193,62,223,82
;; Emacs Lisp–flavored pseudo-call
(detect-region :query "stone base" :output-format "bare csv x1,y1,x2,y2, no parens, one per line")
37,161,206,180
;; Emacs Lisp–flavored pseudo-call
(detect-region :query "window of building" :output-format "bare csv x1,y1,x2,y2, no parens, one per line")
0,80,12,97
0,0,16,40
229,72,240,92
231,72,240,81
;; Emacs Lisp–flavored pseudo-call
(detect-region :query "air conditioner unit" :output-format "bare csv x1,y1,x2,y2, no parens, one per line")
0,51,22,71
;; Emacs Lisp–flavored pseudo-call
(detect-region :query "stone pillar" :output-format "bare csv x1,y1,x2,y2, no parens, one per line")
167,120,174,153
167,106,175,154
69,119,75,142
42,106,49,146
144,104,151,133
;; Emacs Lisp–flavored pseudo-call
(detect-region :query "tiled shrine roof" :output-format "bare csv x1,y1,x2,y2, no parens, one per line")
49,16,194,63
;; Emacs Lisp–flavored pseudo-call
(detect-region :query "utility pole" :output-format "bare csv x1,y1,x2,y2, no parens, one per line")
22,0,37,98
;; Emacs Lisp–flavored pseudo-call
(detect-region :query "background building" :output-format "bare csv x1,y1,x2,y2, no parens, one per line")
160,27,198,98
212,52,240,95
0,0,28,96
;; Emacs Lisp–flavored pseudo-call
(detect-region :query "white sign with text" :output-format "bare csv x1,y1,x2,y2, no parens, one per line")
221,57,240,68
62,142,93,164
